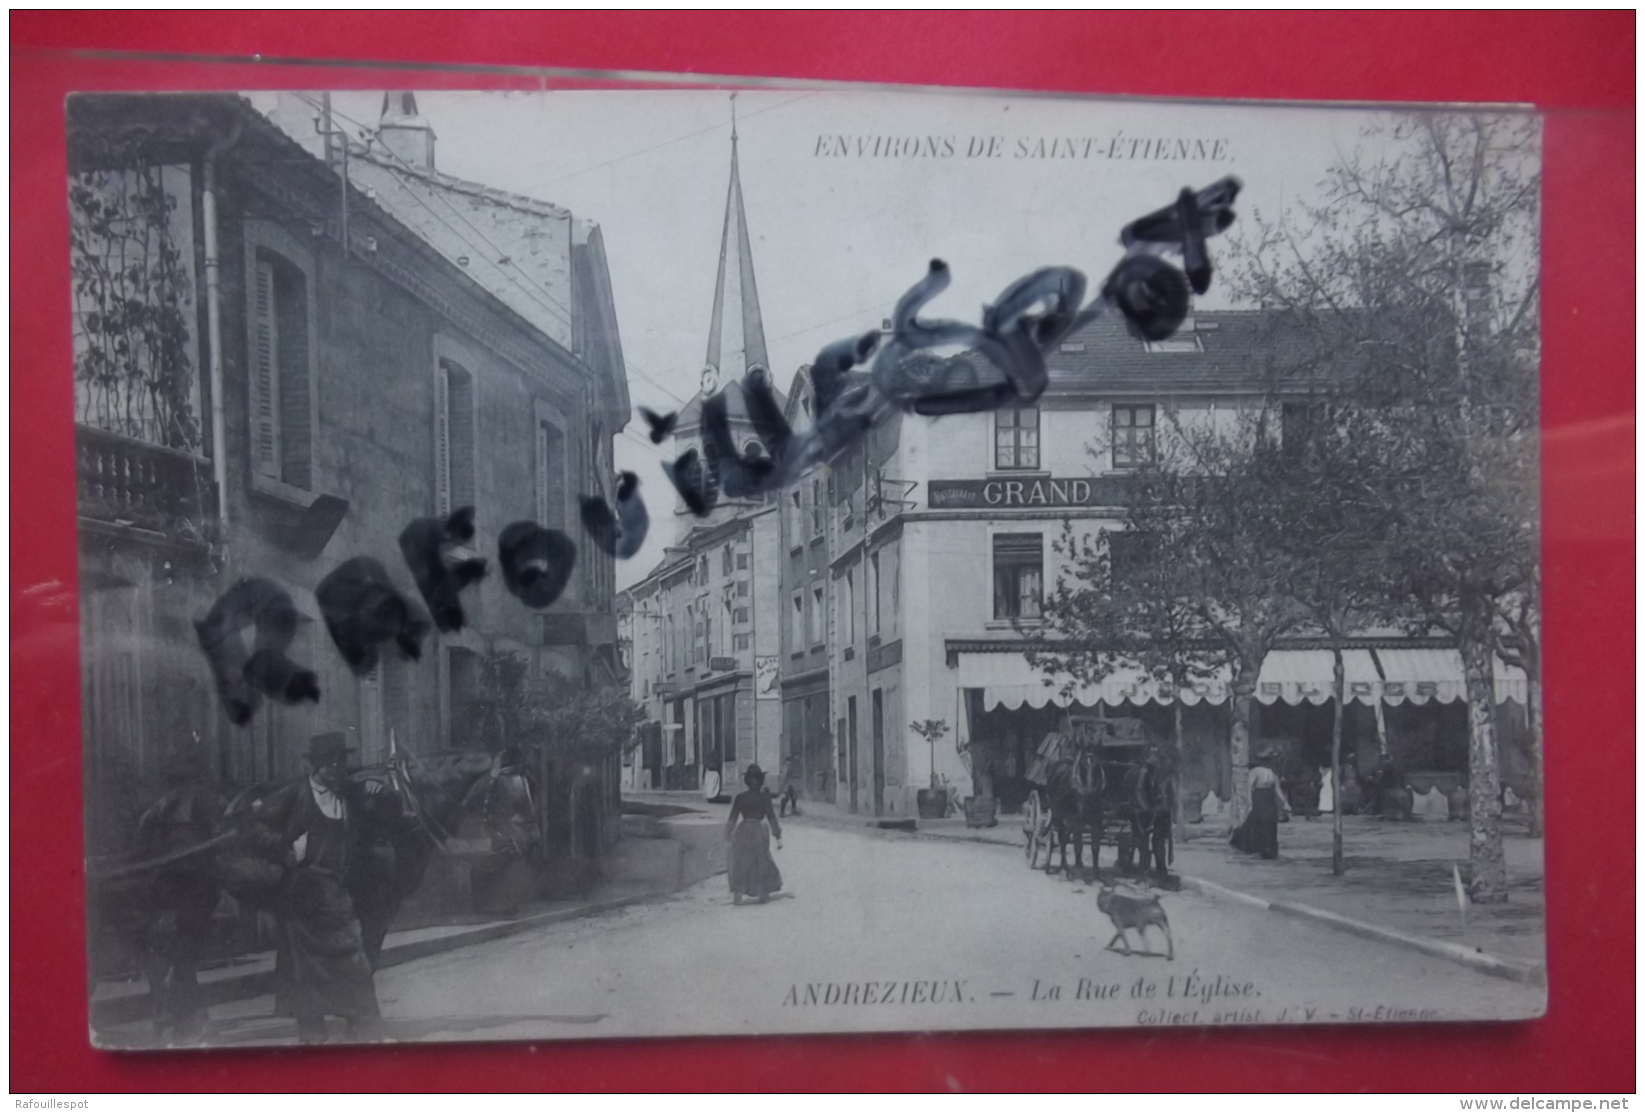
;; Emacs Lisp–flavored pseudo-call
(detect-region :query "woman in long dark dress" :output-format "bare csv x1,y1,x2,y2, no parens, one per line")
726,764,783,904
1230,750,1291,860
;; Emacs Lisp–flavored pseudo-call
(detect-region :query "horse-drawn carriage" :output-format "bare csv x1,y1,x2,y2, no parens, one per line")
1022,715,1175,881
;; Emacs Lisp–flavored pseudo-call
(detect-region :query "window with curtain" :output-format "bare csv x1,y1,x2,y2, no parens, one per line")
994,406,1040,470
1111,404,1156,469
993,533,1044,620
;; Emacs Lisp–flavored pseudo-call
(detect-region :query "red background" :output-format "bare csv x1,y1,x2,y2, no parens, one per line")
10,12,1634,1094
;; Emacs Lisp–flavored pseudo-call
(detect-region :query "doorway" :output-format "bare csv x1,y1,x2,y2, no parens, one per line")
871,689,886,816
847,696,859,814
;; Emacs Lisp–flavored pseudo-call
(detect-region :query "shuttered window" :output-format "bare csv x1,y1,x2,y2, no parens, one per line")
436,358,476,515
359,664,383,764
251,260,281,480
275,267,312,489
248,241,314,491
537,417,566,529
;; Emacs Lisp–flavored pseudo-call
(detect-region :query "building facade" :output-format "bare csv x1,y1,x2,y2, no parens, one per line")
71,93,628,852
621,124,784,795
774,367,836,803
816,311,1534,818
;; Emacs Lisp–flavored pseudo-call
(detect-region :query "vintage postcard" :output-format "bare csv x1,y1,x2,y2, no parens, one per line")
72,85,1545,1048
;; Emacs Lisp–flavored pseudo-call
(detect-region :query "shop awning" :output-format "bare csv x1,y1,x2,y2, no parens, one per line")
968,645,1528,712
1371,648,1528,706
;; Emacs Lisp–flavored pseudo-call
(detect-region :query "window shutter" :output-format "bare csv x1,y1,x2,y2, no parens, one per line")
434,364,451,514
359,663,383,764
536,420,549,525
252,260,281,479
447,365,475,509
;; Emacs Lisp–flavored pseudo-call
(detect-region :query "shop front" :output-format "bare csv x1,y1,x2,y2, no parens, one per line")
948,643,1531,818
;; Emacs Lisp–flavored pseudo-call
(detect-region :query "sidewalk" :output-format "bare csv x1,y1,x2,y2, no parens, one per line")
1171,815,1545,966
91,880,669,1031
783,798,1546,979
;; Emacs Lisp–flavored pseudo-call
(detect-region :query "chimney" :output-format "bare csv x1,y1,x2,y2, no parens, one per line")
377,91,436,171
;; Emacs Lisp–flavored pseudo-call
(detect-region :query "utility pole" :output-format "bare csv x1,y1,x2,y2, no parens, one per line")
316,93,350,255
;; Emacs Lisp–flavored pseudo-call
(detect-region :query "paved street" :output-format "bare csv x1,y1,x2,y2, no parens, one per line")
186,815,1543,1045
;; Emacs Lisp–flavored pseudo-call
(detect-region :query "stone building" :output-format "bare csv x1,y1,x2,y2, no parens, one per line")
622,125,784,794
70,93,627,850
816,310,1533,819
773,366,836,805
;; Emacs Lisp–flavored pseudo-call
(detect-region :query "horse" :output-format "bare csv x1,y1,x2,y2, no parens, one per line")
1043,747,1105,881
96,753,494,1041
1122,755,1175,878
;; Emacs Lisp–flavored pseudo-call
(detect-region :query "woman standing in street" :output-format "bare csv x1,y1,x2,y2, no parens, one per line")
726,764,783,905
1230,749,1291,860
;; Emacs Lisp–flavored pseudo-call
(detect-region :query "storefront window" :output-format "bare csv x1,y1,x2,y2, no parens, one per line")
993,533,1044,620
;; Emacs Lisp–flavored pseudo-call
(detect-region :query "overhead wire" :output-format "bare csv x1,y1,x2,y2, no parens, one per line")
533,93,817,189
294,92,691,408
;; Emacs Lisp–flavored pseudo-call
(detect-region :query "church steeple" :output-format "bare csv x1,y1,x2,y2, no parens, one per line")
701,95,770,392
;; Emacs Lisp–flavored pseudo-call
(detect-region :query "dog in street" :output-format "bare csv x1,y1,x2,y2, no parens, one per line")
1097,881,1174,961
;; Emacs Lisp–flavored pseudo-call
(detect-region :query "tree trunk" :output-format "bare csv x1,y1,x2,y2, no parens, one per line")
1228,674,1255,829
1459,635,1508,902
1172,698,1185,839
1330,645,1345,876
1527,669,1544,840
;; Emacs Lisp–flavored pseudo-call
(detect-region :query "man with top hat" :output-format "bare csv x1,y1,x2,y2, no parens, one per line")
243,732,382,1043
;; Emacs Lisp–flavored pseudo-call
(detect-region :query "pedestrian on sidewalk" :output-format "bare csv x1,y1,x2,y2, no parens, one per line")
726,764,783,905
244,733,383,1044
1230,749,1291,861
778,758,801,818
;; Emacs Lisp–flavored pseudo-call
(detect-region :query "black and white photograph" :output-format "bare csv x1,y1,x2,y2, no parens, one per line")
70,86,1545,1049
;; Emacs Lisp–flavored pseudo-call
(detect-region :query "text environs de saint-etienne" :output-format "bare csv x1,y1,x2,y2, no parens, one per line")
813,135,1232,161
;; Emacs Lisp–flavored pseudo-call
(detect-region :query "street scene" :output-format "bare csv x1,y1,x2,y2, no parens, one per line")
93,799,1544,1047
68,86,1545,1049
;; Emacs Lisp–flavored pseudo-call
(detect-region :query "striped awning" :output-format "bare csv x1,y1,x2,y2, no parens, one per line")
968,646,1528,712
1372,648,1528,706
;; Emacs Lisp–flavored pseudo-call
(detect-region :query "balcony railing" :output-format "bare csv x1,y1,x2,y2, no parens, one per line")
76,424,217,538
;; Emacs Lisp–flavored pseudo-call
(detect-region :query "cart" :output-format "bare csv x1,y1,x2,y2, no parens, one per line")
1022,715,1156,872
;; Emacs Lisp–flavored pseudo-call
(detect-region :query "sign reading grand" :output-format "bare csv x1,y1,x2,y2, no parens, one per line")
927,476,1135,510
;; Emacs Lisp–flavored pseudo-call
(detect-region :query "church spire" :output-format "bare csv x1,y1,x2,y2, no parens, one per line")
702,93,769,392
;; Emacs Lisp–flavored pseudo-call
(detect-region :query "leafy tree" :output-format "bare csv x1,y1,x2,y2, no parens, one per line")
1249,408,1404,874
1031,413,1306,828
525,670,647,762
470,650,646,762
1228,112,1540,900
